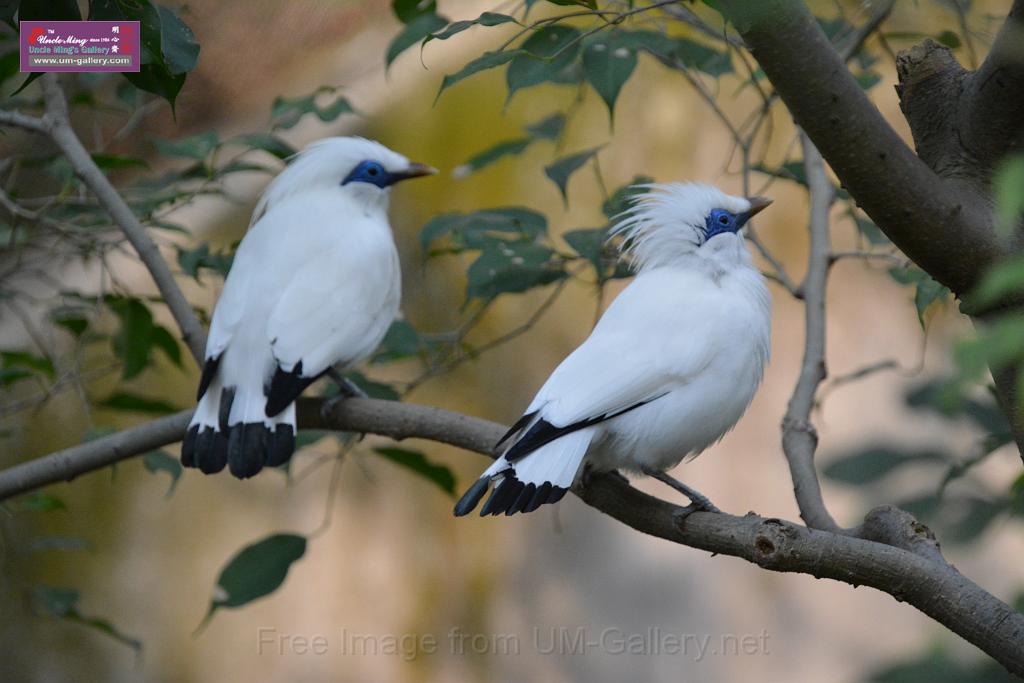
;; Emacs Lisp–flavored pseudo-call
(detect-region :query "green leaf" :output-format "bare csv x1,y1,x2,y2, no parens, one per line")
373,447,456,497
544,147,602,203
887,267,949,327
271,87,356,130
543,0,596,7
564,227,609,274
944,497,1006,544
453,138,531,178
107,296,156,379
231,133,297,160
1,350,55,378
855,70,881,90
420,207,548,252
11,492,66,512
623,30,731,77
153,131,219,160
151,324,183,367
954,316,1024,378
155,4,200,74
466,241,567,300
143,449,182,496
994,154,1024,237
507,26,582,99
524,112,566,140
100,392,179,414
853,215,888,245
822,447,947,484
582,30,638,118
437,50,523,99
372,320,422,363
965,255,1024,312
602,176,653,218
935,30,962,49
91,154,150,171
425,12,517,44
386,12,448,67
32,586,142,653
207,534,307,617
392,0,436,23
177,243,234,280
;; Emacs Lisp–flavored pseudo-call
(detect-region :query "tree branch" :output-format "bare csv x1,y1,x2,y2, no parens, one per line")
782,132,840,532
1,397,1022,674
716,0,999,297
35,74,207,362
0,110,48,133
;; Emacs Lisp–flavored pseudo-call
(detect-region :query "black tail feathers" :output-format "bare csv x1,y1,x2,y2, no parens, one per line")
182,422,295,479
453,470,568,517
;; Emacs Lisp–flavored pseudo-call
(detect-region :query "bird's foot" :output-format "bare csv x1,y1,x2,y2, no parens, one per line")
326,368,369,399
640,465,721,517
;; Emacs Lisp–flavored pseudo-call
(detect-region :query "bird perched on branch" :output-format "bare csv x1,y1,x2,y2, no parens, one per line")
455,183,772,517
182,137,435,478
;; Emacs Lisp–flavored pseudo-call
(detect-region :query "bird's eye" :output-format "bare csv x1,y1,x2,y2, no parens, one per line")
367,165,380,176
718,214,729,225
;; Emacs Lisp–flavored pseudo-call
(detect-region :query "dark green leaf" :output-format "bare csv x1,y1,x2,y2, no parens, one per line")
231,133,296,160
855,70,881,90
582,30,638,117
387,12,448,67
373,447,456,496
0,367,32,387
437,50,523,99
32,586,142,652
543,0,596,7
602,176,653,218
91,154,149,171
936,30,962,48
822,447,947,484
623,30,731,77
564,227,609,274
524,112,566,140
177,243,234,280
143,449,182,496
1,350,55,377
507,26,582,99
0,50,19,86
100,392,179,414
107,296,155,379
966,255,1024,311
11,492,66,512
393,0,436,23
155,4,200,74
271,87,356,130
154,131,219,160
208,534,307,615
420,207,548,252
944,497,1006,544
887,267,949,326
544,146,602,203
425,12,517,44
151,324,183,367
466,241,566,300
853,215,888,245
453,138,531,178
372,320,422,363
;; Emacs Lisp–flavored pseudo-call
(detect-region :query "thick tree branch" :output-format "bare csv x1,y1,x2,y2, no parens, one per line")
782,132,840,532
0,397,1022,674
966,0,1024,164
716,0,999,297
35,74,207,362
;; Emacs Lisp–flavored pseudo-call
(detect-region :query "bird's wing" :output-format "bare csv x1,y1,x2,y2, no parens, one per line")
503,271,720,462
264,243,398,414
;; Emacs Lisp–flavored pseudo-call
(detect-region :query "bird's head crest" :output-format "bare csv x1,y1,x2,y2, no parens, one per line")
609,183,771,271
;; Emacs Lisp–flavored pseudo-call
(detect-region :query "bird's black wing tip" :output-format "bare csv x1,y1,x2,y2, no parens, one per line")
453,476,490,517
265,360,324,418
196,355,222,401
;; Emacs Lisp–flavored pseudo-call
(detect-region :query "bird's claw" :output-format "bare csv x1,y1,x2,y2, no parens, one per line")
641,465,721,516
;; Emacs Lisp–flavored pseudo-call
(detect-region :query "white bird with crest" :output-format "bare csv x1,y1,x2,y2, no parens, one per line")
183,137,435,478
455,183,772,517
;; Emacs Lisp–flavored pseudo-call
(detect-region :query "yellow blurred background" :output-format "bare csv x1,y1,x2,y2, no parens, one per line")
2,1,1022,681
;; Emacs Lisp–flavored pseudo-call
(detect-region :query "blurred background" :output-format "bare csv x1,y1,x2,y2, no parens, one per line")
2,1,1022,681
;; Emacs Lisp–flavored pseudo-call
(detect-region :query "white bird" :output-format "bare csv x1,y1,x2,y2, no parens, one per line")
454,183,772,517
182,137,435,478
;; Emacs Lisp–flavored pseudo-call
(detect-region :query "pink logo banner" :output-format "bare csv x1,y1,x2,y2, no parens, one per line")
20,20,141,73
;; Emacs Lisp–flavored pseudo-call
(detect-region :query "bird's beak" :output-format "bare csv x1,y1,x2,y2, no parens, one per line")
745,196,773,217
392,162,438,182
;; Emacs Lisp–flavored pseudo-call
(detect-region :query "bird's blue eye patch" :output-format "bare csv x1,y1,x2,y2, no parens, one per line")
343,160,393,188
704,207,755,241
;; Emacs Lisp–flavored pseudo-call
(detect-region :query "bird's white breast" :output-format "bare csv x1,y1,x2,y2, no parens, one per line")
588,252,770,473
